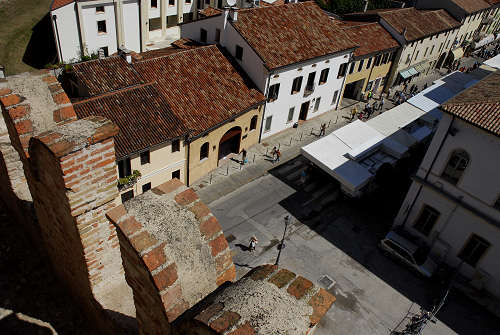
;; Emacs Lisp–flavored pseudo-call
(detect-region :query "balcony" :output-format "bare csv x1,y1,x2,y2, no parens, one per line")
118,170,141,191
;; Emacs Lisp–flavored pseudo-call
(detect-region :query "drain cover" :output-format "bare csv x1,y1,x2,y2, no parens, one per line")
318,275,335,290
226,234,236,243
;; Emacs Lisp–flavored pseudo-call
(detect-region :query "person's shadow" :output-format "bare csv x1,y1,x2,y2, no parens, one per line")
234,243,250,251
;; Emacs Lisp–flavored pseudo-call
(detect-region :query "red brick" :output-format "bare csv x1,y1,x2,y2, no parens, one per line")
166,300,189,321
215,251,233,274
49,140,76,158
287,276,313,299
161,283,182,309
188,201,210,220
0,94,22,107
118,216,143,236
216,264,236,286
38,132,62,145
143,242,167,271
308,288,336,325
130,230,159,253
52,92,70,105
48,83,63,93
106,204,126,223
154,178,184,194
76,154,89,163
90,122,119,143
42,75,57,84
86,156,101,166
199,216,221,241
93,157,115,169
53,106,76,122
90,142,114,156
14,120,33,135
209,311,241,333
174,188,198,206
19,135,31,151
153,262,178,291
0,88,12,96
195,303,224,324
269,269,296,288
250,264,277,281
209,234,229,257
7,105,28,119
63,164,82,175
227,322,255,335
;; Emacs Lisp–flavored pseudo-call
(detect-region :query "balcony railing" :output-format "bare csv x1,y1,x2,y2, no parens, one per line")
117,170,141,191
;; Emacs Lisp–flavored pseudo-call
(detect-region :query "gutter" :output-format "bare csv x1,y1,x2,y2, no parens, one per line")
52,15,64,62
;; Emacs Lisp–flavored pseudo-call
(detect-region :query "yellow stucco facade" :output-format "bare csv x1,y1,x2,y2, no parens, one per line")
188,105,263,185
339,52,395,104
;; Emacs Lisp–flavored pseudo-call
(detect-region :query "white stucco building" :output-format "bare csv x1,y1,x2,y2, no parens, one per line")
180,2,357,139
393,71,500,298
50,0,201,63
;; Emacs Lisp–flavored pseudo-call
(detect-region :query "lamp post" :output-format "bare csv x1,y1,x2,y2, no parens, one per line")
275,215,290,266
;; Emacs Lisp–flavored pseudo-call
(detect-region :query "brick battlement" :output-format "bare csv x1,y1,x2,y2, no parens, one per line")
107,179,235,334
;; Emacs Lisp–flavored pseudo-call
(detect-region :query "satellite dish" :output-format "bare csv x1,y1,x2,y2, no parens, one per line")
227,0,236,7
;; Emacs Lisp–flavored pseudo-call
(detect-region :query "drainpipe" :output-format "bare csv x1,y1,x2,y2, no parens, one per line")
258,71,273,144
401,116,455,228
186,135,191,186
52,15,63,62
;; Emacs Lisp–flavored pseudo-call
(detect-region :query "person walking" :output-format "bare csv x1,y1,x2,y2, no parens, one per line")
275,149,281,163
319,123,326,136
241,149,247,165
351,107,357,121
270,146,277,161
249,236,258,252
379,97,385,111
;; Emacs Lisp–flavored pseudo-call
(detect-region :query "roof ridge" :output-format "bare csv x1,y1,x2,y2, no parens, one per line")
73,82,154,105
134,44,216,64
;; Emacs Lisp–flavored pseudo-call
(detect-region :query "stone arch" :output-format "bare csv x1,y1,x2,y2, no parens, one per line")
218,126,241,160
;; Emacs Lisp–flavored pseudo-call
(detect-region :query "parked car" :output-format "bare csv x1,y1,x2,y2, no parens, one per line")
379,231,438,278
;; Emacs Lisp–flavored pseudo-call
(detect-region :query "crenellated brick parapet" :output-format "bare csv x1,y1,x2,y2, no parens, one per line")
183,264,336,335
106,179,236,334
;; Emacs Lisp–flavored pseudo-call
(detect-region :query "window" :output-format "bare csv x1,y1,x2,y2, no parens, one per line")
200,142,209,160
366,81,373,91
357,60,364,72
331,90,339,105
305,72,316,92
438,43,443,52
382,53,389,64
97,20,107,34
121,190,134,203
250,115,258,130
287,107,294,122
172,169,180,180
200,28,207,43
374,54,382,66
313,97,321,112
172,139,180,152
446,40,450,49
348,62,355,74
413,205,440,236
264,116,272,132
366,57,372,69
267,83,280,102
140,151,150,165
319,68,329,85
414,50,419,60
337,63,347,78
96,6,105,13
424,47,429,57
291,76,303,94
405,54,411,64
149,18,161,31
167,15,178,26
142,182,151,193
169,0,174,4
151,0,158,7
458,234,490,267
205,0,210,4
215,28,220,43
442,150,469,184
118,158,131,178
100,47,108,57
186,0,191,3
235,45,243,60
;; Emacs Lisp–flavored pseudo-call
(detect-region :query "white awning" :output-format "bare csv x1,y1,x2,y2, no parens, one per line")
474,34,495,49
450,47,464,60
484,54,500,70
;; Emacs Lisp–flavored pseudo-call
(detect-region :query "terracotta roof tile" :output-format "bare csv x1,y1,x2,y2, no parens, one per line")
232,2,357,69
50,0,74,10
335,21,400,58
449,0,490,13
72,56,143,96
440,71,500,136
198,6,223,18
379,8,461,42
73,84,188,159
484,0,500,5
133,45,265,137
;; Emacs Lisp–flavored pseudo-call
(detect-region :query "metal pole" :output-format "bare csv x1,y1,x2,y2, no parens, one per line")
328,120,331,127
226,164,229,176
210,173,212,184
275,215,290,266
300,132,303,141
310,128,313,135
253,153,255,163
290,137,293,145
266,148,268,156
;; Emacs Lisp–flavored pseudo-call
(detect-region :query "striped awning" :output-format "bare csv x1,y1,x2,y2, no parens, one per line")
399,70,412,79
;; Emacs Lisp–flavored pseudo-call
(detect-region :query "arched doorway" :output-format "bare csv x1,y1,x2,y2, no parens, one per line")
436,52,447,69
218,126,242,161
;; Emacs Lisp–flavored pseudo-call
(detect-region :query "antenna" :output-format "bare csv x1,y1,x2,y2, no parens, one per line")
227,0,236,7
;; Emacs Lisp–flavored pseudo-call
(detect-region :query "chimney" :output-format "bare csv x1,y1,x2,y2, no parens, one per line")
118,47,133,64
363,0,369,12
230,7,238,21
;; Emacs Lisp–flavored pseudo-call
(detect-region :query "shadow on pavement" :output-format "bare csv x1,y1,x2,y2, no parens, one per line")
22,13,58,69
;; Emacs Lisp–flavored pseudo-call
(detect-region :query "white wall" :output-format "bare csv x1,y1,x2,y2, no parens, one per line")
81,2,118,56
122,0,141,52
394,113,500,297
52,3,82,63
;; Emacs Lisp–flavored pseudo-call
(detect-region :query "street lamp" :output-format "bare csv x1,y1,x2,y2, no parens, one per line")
275,215,290,266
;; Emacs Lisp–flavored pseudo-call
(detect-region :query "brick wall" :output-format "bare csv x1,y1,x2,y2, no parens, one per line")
107,179,236,334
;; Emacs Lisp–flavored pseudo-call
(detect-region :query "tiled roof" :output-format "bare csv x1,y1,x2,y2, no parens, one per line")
440,71,500,136
379,8,461,42
335,21,400,58
73,84,188,159
484,0,500,5
232,2,357,69
72,56,143,97
198,6,223,17
50,0,74,10
449,0,490,13
133,45,265,137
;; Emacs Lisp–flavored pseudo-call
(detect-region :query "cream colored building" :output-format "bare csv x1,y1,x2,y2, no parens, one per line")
335,21,400,103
